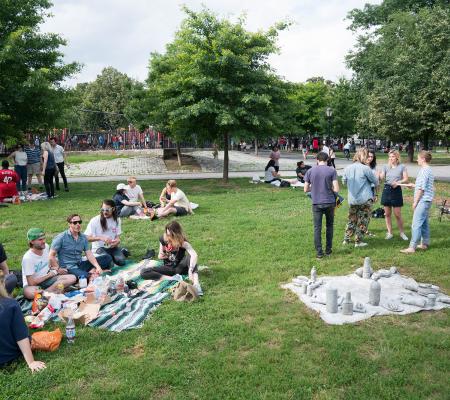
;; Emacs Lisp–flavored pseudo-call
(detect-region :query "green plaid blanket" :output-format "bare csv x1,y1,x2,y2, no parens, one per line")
19,260,181,332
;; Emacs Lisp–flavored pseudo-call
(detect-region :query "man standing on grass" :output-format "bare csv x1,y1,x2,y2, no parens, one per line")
304,152,339,259
49,137,69,192
25,140,43,191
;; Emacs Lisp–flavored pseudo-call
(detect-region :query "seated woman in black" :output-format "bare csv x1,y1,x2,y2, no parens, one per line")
140,221,203,295
296,161,311,183
264,159,281,183
0,273,46,372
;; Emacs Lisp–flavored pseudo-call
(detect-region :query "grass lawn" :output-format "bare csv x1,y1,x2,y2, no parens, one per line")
0,179,449,400
66,154,132,164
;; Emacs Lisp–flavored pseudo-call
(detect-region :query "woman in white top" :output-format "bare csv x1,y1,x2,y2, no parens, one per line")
379,150,409,240
8,144,27,192
264,160,281,183
150,180,192,220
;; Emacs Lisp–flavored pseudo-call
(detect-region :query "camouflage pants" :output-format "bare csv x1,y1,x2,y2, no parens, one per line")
344,201,372,243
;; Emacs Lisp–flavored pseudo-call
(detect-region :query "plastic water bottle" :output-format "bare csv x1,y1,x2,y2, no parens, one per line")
79,275,87,289
66,317,75,344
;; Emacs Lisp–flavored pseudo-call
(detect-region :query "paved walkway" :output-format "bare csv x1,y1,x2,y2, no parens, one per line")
57,150,449,182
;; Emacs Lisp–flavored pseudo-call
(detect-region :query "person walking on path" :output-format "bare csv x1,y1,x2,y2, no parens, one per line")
379,150,409,241
270,145,281,172
8,144,27,193
342,148,378,248
50,137,69,192
401,151,434,254
304,152,339,258
25,140,43,191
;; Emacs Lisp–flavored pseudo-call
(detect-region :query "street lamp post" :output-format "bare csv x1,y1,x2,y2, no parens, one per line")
325,107,332,141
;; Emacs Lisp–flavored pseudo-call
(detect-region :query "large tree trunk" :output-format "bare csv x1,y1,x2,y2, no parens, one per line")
407,141,414,163
254,137,258,156
223,132,229,181
176,142,182,167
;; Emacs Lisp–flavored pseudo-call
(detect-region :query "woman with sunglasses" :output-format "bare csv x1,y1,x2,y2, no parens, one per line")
85,200,127,266
140,221,203,296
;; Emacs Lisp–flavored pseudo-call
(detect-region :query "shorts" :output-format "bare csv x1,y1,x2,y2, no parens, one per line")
175,206,188,216
39,276,58,289
27,163,41,175
381,184,403,207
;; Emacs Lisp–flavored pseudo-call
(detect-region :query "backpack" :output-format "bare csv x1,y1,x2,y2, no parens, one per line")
280,180,291,188
372,207,385,218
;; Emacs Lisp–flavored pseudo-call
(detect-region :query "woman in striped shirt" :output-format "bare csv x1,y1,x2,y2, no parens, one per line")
400,151,434,254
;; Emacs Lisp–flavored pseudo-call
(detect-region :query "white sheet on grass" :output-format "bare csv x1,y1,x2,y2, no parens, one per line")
282,272,450,325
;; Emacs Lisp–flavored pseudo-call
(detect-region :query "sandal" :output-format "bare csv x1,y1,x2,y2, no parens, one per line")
416,244,428,250
400,247,415,254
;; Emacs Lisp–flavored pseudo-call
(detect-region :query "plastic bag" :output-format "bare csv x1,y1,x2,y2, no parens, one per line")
173,281,198,302
31,328,62,352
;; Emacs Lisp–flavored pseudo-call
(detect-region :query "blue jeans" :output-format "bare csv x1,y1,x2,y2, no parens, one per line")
409,200,432,248
14,165,27,191
66,254,113,279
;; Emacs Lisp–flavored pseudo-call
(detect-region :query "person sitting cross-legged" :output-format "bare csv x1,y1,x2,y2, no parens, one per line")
113,183,142,217
149,180,192,220
21,228,76,300
140,221,203,295
85,200,127,266
49,214,112,282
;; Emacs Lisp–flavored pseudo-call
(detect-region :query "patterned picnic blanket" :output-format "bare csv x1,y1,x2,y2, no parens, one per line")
19,260,181,332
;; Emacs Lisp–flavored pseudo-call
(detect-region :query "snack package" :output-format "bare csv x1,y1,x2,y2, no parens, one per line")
31,329,62,352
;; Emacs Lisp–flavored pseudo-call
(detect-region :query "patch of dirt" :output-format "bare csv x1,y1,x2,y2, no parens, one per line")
163,154,202,172
122,340,145,358
152,386,173,398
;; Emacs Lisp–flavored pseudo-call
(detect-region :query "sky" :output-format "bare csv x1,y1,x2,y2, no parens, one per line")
42,0,382,86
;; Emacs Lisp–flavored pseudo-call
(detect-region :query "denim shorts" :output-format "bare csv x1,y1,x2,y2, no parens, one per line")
381,184,403,207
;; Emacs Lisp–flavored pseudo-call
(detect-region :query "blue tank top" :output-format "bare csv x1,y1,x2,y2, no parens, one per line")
46,151,55,170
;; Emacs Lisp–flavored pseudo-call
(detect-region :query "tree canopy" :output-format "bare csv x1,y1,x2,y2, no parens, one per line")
146,7,290,180
347,1,450,158
0,0,79,143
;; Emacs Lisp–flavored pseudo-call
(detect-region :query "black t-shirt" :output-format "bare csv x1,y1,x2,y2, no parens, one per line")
296,165,311,179
0,298,29,365
159,236,186,268
113,192,130,212
0,243,6,264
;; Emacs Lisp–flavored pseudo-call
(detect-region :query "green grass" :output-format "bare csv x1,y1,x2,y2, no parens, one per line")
0,179,449,400
66,154,132,164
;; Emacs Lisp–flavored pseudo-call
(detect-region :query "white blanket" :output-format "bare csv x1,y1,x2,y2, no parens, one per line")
282,272,450,325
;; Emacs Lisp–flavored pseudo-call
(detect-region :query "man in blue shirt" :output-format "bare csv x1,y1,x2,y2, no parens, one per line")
304,152,339,258
49,213,113,280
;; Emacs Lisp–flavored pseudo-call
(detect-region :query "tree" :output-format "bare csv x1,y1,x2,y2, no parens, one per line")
0,0,79,143
146,7,290,180
77,67,142,131
347,3,450,160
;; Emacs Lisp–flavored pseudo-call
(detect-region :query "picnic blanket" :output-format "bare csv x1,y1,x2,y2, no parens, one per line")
282,268,450,325
19,260,182,332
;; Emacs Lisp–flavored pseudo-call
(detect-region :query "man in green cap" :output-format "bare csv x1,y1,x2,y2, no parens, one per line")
21,228,77,299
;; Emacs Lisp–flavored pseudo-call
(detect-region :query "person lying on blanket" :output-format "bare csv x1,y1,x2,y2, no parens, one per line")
85,200,128,267
0,272,46,372
49,214,112,282
148,180,192,220
21,228,76,300
140,221,203,296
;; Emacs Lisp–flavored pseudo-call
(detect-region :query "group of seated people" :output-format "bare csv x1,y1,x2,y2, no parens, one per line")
113,177,193,220
264,160,312,184
0,203,202,370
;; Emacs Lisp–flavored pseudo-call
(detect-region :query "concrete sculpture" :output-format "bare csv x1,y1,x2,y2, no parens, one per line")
326,286,338,313
342,292,353,315
369,280,381,306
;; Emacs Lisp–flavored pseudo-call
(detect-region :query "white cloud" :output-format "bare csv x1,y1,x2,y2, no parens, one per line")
42,0,381,85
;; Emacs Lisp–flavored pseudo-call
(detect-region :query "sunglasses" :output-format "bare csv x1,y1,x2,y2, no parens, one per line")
101,208,113,212
70,220,82,225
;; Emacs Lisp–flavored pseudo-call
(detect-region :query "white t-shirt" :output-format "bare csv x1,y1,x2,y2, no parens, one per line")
84,215,122,252
322,145,330,155
14,151,28,166
21,244,50,287
265,167,276,182
52,144,65,163
171,188,190,210
125,184,143,202
344,143,351,150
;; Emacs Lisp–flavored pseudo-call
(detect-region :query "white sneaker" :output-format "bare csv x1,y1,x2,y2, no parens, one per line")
194,284,204,296
385,233,394,240
342,240,350,245
355,242,368,248
400,232,409,241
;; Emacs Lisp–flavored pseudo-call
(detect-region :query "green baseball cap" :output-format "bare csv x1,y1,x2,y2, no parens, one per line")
27,228,45,242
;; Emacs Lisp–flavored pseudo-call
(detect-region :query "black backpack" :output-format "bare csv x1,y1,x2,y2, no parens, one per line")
372,207,385,218
280,180,291,188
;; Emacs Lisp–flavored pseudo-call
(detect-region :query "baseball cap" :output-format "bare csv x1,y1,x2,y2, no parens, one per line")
116,183,127,191
27,228,45,242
